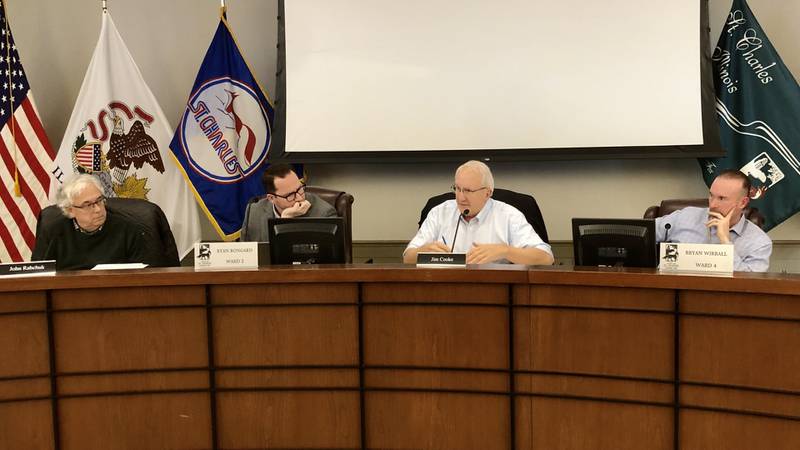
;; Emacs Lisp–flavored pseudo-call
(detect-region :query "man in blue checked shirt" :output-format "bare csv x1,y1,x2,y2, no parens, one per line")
655,170,772,272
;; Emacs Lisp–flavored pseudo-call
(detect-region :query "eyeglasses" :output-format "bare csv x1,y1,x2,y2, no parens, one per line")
271,184,306,202
452,185,487,195
71,196,106,210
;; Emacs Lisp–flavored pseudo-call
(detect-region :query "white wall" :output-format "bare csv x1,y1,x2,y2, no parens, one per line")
10,0,800,244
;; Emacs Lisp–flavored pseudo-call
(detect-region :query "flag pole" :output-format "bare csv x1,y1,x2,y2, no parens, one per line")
220,0,226,18
102,0,107,13
4,1,19,196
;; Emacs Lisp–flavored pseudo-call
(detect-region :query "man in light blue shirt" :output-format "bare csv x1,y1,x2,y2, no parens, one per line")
403,161,553,265
655,170,772,272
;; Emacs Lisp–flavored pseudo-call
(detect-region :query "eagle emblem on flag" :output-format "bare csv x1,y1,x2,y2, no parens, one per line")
69,103,163,200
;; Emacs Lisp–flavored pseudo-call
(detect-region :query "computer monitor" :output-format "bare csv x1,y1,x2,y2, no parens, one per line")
268,217,346,265
572,218,657,268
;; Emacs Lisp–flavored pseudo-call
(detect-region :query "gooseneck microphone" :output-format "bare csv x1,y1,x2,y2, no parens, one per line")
450,209,469,252
664,223,672,243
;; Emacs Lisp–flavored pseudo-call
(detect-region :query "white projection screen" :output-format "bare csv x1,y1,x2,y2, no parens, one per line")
273,0,721,162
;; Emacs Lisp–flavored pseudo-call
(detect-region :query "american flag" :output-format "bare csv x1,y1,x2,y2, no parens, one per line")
0,3,54,262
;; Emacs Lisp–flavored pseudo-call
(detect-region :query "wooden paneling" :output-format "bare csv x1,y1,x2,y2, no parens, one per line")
516,374,673,405
522,284,674,311
516,397,673,450
214,305,358,367
681,384,800,419
681,410,800,450
516,308,673,380
59,394,211,450
52,286,204,310
54,309,208,373
211,283,359,305
0,313,49,378
217,368,359,389
58,371,209,396
682,290,800,320
0,266,798,449
364,305,508,369
0,291,45,313
366,392,509,450
363,282,510,304
681,316,800,391
217,391,359,449
366,368,508,393
0,377,50,401
0,400,53,450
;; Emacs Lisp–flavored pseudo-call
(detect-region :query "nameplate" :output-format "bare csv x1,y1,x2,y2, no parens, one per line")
658,243,734,273
194,242,259,270
0,260,56,277
416,252,467,268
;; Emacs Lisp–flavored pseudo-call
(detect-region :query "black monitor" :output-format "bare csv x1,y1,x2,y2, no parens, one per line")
267,217,346,265
572,218,657,268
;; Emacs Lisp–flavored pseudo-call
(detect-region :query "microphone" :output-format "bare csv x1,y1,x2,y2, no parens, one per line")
450,209,469,252
664,223,672,243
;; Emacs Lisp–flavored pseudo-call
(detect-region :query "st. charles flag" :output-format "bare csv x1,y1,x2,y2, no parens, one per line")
700,0,800,231
169,12,274,240
52,11,200,257
0,3,55,262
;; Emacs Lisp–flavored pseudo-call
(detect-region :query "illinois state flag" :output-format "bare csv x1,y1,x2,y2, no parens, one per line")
0,5,55,262
700,0,800,230
169,15,273,240
52,12,200,257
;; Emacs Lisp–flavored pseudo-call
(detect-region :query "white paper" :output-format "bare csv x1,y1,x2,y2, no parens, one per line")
91,263,149,270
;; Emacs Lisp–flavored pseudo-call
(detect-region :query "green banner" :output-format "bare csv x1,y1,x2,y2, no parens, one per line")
700,0,800,231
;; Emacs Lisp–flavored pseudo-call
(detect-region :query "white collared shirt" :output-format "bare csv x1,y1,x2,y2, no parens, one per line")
405,198,552,262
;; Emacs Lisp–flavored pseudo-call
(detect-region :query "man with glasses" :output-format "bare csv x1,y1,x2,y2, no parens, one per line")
403,160,553,265
31,174,157,270
241,164,337,242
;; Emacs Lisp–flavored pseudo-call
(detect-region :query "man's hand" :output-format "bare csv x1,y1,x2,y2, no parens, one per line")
418,241,450,253
281,200,312,218
402,241,449,263
706,209,734,244
467,243,509,264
